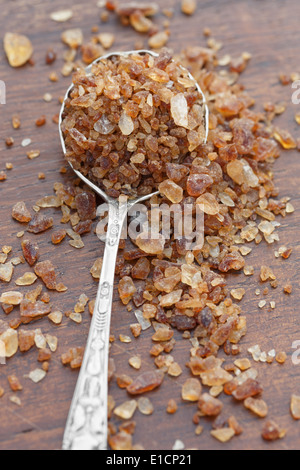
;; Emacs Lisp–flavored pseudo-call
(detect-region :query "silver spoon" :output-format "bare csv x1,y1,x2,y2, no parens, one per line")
59,49,209,450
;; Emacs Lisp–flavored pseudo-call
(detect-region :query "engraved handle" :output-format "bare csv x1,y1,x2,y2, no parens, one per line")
62,201,128,450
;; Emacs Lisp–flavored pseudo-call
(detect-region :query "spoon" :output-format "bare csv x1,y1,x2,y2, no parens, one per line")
59,49,209,450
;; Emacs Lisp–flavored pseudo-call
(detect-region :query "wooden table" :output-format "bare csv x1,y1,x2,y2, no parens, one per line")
0,0,299,451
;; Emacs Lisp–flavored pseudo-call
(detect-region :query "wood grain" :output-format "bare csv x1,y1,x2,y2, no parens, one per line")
0,0,300,450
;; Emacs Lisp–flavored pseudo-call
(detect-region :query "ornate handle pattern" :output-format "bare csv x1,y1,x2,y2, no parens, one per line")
62,201,128,450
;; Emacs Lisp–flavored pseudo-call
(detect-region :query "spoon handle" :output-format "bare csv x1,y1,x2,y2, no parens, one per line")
62,201,128,450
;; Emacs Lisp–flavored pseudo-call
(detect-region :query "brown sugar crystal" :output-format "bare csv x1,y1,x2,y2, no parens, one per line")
126,370,164,395
21,240,39,266
4,33,33,67
116,374,133,389
137,397,154,415
74,220,92,235
211,428,235,443
61,28,83,49
38,348,52,362
12,202,32,223
108,432,132,451
18,329,35,352
75,192,96,221
232,379,263,401
148,31,169,50
262,420,286,441
35,115,46,127
6,137,14,147
275,351,287,364
61,347,84,369
118,276,136,305
166,399,178,414
198,393,223,417
0,291,23,306
181,0,197,16
136,233,165,255
0,263,14,283
20,299,51,323
34,261,57,290
45,48,57,65
291,394,300,420
116,2,158,17
182,378,202,401
27,214,53,234
0,171,7,182
284,284,292,294
131,258,150,280
12,115,21,129
15,272,37,286
152,328,173,342
228,416,243,436
51,229,67,245
244,397,268,418
8,375,23,392
130,323,142,338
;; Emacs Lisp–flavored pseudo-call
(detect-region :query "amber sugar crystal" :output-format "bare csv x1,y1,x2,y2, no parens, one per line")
12,202,32,223
8,375,23,392
126,370,164,395
4,33,33,67
262,420,286,441
27,214,53,234
34,261,57,290
198,393,223,417
21,240,39,266
291,395,300,420
232,379,263,401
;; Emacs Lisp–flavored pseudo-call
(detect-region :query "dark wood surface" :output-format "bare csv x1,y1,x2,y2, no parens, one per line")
0,0,300,450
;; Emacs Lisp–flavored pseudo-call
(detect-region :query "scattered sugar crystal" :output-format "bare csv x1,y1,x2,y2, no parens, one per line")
134,310,151,330
248,345,262,362
10,396,21,406
69,312,82,324
137,397,154,416
211,428,235,443
50,9,73,22
46,334,58,352
34,330,47,349
231,288,245,300
129,356,141,370
259,352,267,363
291,395,300,420
114,400,137,420
172,440,185,451
0,291,23,305
286,203,295,214
182,378,202,401
28,369,47,383
48,311,63,325
0,263,14,282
